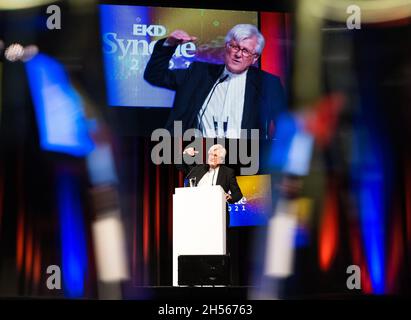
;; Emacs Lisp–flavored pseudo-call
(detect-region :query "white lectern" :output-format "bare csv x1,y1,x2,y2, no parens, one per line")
173,185,226,286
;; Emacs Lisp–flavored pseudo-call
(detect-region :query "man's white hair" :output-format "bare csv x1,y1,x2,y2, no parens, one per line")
208,144,227,163
225,24,265,55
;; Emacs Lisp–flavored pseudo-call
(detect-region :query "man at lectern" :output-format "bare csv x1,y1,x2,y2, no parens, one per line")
179,144,243,204
178,144,243,285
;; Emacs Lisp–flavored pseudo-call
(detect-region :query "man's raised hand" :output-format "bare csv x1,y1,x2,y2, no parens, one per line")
183,147,199,157
166,29,197,46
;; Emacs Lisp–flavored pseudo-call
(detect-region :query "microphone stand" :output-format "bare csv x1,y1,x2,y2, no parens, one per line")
198,74,229,133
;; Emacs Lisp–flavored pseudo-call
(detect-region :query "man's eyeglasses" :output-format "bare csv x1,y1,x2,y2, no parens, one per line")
227,42,257,58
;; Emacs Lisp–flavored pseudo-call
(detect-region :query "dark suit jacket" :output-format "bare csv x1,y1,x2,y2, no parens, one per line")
144,38,286,138
179,163,243,204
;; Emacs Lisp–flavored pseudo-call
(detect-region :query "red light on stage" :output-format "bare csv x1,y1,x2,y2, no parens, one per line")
16,205,25,273
24,226,33,281
304,93,345,148
32,244,42,287
386,208,403,294
405,160,411,250
318,180,339,271
260,12,287,81
0,168,3,237
348,217,373,294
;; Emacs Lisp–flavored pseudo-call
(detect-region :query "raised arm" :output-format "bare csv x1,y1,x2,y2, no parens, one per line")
143,30,197,90
175,147,199,176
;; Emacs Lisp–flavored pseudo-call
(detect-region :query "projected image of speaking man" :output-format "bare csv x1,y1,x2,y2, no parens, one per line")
144,24,286,139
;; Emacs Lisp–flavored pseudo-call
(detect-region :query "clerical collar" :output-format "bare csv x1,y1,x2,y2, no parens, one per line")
223,66,248,78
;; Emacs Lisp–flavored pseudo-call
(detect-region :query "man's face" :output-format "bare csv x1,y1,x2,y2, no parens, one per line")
224,36,259,74
208,150,221,168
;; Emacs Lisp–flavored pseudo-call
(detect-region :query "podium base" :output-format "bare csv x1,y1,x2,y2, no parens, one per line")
178,255,231,286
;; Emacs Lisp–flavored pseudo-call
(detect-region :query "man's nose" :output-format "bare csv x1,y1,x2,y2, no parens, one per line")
234,50,242,58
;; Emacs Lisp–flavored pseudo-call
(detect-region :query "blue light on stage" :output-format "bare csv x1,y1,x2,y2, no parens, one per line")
351,124,386,294
25,53,94,157
57,171,88,298
264,112,297,172
263,112,313,176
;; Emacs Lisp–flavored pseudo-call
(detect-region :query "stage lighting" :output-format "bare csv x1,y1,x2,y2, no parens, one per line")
0,0,57,10
21,45,39,62
4,43,39,62
4,43,24,62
